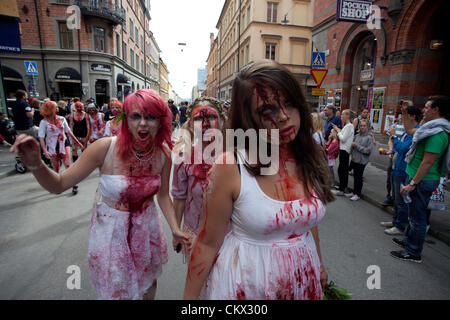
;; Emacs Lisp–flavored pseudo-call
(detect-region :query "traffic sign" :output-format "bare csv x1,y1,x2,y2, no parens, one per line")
312,52,326,68
310,69,328,88
24,61,38,75
312,88,325,96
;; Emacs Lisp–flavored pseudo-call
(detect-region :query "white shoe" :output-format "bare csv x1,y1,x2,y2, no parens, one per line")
380,221,394,228
332,190,345,196
345,192,354,198
384,226,404,235
350,195,360,201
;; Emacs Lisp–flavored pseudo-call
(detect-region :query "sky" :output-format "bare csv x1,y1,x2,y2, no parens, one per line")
150,0,225,100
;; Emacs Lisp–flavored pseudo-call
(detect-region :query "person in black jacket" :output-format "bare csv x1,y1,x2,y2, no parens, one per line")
12,90,38,138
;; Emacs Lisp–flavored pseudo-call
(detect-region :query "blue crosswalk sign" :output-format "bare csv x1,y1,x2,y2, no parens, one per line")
312,52,326,68
24,61,38,75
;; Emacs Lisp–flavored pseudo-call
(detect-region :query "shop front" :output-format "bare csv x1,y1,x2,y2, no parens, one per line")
55,67,82,100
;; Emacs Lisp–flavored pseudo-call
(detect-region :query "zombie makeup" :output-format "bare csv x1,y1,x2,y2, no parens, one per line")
190,105,221,133
252,85,300,144
127,104,161,148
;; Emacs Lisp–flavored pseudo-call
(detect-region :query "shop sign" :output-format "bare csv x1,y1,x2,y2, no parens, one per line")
360,68,374,82
336,0,372,23
91,64,111,73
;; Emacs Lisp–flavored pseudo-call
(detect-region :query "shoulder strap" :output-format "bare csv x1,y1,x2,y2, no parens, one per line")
234,150,241,175
101,136,117,172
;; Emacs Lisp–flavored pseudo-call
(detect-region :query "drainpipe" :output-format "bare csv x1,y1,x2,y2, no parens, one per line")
33,0,49,97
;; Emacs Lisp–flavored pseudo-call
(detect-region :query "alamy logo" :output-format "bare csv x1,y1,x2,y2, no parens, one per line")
66,5,81,30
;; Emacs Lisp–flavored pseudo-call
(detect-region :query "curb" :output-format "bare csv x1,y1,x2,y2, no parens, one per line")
361,193,450,247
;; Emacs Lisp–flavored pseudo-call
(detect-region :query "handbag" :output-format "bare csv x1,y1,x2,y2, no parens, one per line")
427,177,446,211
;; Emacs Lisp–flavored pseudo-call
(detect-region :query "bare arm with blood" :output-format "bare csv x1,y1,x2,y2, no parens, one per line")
183,153,238,299
157,155,190,249
11,135,110,193
311,226,328,288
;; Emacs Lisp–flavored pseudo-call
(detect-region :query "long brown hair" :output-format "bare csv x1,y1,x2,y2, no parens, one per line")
228,60,334,204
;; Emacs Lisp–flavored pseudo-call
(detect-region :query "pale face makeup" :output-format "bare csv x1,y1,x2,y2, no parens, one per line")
127,104,160,149
251,85,301,145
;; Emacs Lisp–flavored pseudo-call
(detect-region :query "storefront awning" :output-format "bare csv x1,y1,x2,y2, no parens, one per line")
1,65,22,81
117,73,130,86
55,67,81,83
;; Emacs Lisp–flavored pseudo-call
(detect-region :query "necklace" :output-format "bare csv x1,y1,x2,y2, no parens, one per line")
131,144,154,162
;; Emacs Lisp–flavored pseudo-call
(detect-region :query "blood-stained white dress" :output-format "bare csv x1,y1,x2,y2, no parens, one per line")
204,149,326,300
88,137,168,300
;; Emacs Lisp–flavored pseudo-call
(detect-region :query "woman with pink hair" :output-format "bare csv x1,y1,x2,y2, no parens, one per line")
11,89,189,300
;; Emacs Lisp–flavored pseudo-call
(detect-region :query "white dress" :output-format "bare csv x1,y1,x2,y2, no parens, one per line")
88,137,168,300
204,150,326,300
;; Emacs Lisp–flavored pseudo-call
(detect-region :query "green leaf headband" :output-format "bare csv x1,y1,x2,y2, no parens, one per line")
186,97,227,120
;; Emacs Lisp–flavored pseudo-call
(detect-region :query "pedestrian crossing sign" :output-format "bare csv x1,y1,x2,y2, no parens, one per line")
312,52,326,68
24,61,38,75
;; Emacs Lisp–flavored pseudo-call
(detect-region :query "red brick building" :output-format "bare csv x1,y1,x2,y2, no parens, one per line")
313,0,449,133
0,0,161,106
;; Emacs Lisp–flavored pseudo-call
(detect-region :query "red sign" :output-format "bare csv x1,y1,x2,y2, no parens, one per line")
310,69,328,88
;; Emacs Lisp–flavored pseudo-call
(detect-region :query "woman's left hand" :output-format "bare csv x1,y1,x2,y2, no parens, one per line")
320,265,328,288
351,141,357,147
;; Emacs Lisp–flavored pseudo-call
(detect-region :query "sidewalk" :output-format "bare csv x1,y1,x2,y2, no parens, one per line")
342,161,450,246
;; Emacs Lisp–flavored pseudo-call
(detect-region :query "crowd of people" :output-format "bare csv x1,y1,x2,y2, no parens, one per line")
316,97,449,264
7,59,450,300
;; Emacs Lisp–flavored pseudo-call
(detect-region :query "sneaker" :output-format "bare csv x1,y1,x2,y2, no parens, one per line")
380,221,394,228
350,195,360,201
344,192,354,198
390,250,422,263
332,190,345,196
392,238,406,249
381,199,394,206
384,226,404,235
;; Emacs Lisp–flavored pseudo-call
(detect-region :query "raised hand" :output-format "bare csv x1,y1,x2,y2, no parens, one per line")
10,135,42,168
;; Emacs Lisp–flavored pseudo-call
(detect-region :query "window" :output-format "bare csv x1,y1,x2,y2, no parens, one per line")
116,34,121,58
123,41,127,62
267,2,278,23
265,43,276,60
135,27,138,44
141,59,144,74
140,35,144,50
130,49,135,68
136,54,139,70
59,22,73,49
246,44,249,63
129,19,134,40
94,27,105,52
247,6,251,24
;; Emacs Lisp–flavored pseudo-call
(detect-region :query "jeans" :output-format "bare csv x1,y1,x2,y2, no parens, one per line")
351,161,366,196
403,177,440,257
392,175,409,232
338,150,350,192
386,158,393,201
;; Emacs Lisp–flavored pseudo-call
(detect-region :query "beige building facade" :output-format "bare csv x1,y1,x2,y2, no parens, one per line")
213,0,315,102
206,33,218,98
159,57,169,102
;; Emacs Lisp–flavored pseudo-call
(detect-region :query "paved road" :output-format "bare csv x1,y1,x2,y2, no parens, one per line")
0,170,449,299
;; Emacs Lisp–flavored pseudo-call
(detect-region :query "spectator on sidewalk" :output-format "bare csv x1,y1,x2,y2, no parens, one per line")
326,129,340,187
391,95,450,263
346,119,373,201
332,109,355,196
312,112,325,149
381,108,408,206
381,106,421,235
324,105,342,141
12,90,38,138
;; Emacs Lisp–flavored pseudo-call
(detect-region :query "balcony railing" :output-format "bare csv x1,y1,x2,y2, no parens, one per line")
76,0,125,25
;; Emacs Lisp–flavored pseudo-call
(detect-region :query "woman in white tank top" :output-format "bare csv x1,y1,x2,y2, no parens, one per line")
184,61,335,300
